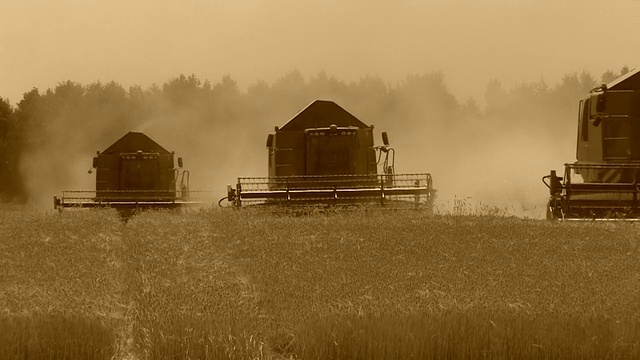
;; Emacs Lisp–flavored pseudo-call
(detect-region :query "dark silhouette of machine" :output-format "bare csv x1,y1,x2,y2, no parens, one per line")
223,100,435,209
544,68,640,219
54,132,203,214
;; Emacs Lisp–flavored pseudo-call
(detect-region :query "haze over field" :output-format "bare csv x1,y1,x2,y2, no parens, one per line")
2,0,637,105
1,0,638,217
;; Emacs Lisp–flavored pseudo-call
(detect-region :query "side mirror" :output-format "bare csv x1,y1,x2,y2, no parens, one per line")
92,157,98,168
593,117,602,127
178,157,184,168
266,134,274,148
596,93,606,113
382,132,389,146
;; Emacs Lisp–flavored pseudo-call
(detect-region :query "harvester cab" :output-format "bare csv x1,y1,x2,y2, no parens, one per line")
544,68,640,219
223,100,435,209
54,132,207,215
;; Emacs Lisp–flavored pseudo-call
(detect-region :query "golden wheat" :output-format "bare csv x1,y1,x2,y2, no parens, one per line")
1,207,639,359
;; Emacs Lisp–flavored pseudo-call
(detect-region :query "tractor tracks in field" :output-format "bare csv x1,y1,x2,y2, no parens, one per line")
112,308,138,360
108,220,270,360
102,227,140,360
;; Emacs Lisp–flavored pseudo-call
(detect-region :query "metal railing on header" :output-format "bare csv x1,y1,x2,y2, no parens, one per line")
54,189,212,209
543,163,640,220
227,173,434,208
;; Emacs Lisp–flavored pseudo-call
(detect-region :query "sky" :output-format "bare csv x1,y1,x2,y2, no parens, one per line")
1,0,639,106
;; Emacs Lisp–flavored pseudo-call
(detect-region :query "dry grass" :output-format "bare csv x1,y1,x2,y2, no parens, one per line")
205,209,640,358
1,206,639,359
289,312,640,360
120,211,267,359
0,208,123,359
0,313,116,359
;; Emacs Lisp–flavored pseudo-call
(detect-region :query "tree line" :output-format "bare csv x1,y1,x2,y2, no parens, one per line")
0,68,629,203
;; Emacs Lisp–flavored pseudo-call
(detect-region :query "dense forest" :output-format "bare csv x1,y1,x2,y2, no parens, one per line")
0,68,630,212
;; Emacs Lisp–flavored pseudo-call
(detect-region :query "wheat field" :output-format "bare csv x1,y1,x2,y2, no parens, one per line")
1,206,639,359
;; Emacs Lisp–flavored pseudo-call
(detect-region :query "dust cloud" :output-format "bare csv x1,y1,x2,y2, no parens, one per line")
414,128,574,219
368,81,578,219
19,105,96,209
133,101,267,205
14,70,592,218
17,77,303,208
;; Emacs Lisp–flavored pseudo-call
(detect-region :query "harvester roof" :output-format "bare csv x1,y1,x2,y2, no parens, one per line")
604,68,640,91
279,100,369,131
100,132,172,155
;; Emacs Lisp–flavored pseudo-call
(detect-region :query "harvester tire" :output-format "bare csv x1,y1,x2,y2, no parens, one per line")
546,200,558,221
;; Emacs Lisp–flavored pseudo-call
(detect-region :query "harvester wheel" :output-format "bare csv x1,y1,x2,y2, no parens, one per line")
547,199,564,221
546,200,558,221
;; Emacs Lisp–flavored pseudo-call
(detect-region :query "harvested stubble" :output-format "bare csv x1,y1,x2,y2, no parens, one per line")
1,207,639,359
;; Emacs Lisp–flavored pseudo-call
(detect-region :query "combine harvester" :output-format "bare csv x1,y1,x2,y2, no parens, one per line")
54,132,207,216
222,100,435,210
544,68,640,220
